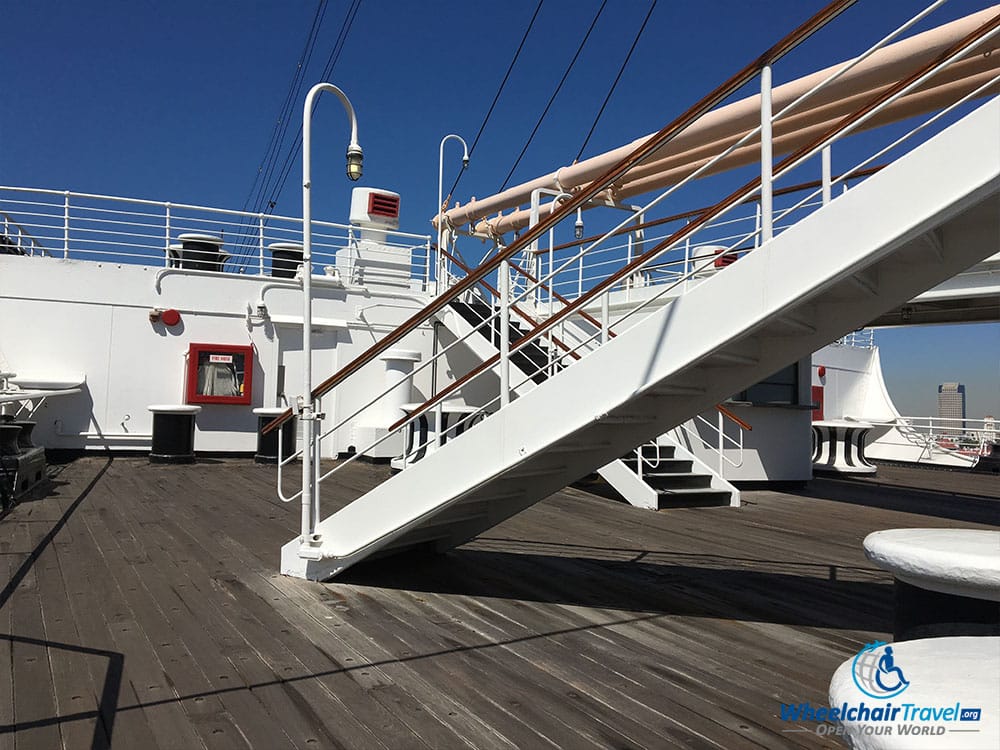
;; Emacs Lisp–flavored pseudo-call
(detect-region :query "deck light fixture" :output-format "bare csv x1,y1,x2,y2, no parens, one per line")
298,81,363,559
346,144,364,181
574,208,584,240
436,133,470,285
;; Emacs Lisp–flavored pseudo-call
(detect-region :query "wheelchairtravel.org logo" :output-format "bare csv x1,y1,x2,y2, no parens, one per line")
779,641,984,740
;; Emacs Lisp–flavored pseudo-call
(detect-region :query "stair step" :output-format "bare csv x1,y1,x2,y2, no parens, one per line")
622,457,692,473
655,488,733,509
644,473,715,490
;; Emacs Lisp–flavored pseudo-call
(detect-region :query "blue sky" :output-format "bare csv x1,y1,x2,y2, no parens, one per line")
3,0,997,418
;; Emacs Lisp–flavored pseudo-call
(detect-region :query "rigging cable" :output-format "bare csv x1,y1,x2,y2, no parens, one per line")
235,0,363,270
232,0,329,265
499,0,608,192
242,0,329,215
444,0,546,208
574,0,657,162
261,0,362,217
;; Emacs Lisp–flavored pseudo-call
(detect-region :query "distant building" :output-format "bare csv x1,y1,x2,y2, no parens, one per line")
984,415,996,444
937,382,966,435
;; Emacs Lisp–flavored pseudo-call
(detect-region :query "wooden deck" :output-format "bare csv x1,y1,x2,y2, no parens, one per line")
1,456,997,749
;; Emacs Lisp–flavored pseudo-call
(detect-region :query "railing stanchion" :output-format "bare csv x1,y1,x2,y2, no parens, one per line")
499,257,511,408
163,203,172,267
258,214,265,276
432,322,443,449
760,64,774,244
63,191,70,258
313,398,322,530
822,146,833,205
601,293,610,344
718,409,725,476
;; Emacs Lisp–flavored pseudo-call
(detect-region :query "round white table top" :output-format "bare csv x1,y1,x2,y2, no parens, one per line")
864,529,1000,601
829,636,999,750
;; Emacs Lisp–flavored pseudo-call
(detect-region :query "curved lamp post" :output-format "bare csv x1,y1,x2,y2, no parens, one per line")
436,134,468,290
298,82,362,558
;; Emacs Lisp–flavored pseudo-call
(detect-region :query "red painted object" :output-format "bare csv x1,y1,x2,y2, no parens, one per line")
161,308,181,327
812,385,824,421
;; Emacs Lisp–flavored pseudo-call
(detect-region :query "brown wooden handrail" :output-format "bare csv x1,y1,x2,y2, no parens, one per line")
262,0,856,435
437,247,580,361
532,164,887,256
716,404,752,432
504,258,616,339
383,11,998,434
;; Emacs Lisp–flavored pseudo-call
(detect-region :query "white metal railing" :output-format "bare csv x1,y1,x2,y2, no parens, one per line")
863,415,998,461
676,412,746,476
834,328,876,348
269,3,1000,547
1,210,49,256
0,186,433,286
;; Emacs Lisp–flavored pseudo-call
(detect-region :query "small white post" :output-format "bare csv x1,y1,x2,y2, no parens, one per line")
499,258,511,408
601,293,609,344
164,203,172,267
718,410,725,477
760,64,774,244
63,191,70,258
821,145,832,206
432,323,443,449
258,214,265,276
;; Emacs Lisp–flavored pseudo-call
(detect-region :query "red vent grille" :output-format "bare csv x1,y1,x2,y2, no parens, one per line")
368,192,400,218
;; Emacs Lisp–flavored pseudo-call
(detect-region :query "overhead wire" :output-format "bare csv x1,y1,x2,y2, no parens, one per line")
235,0,364,270
575,0,657,162
263,0,363,206
498,0,608,192
232,0,329,265
443,0,546,209
242,0,329,216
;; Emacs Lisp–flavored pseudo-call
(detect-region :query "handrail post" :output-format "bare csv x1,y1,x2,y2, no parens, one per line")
163,203,170,268
432,322,443,449
601,293,609,344
314,399,323,530
821,145,832,205
499,257,511,408
258,214,265,276
718,409,725,476
425,236,432,291
63,191,70,259
760,64,774,244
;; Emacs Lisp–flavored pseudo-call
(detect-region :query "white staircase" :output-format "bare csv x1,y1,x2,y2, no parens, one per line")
282,99,1000,580
436,298,733,509
599,437,739,510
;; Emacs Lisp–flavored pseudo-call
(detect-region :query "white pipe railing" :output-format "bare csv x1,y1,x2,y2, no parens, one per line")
859,415,997,461
0,186,432,286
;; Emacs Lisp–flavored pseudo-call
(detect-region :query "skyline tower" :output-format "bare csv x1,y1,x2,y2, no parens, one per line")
937,382,966,435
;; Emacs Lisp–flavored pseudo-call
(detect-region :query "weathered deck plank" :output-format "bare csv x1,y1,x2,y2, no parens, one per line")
1,456,996,749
